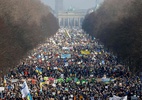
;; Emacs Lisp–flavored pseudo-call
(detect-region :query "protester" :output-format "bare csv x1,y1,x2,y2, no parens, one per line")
0,28,141,100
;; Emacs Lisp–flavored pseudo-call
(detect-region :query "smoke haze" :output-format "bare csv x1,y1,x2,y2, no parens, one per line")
41,0,102,10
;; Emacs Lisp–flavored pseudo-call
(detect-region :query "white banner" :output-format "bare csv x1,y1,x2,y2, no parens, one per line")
123,96,127,100
111,95,127,100
11,79,19,83
62,47,73,50
62,47,69,50
0,87,4,92
113,95,122,100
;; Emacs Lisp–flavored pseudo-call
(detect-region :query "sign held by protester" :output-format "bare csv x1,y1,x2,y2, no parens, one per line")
81,50,90,55
61,54,71,58
0,87,4,92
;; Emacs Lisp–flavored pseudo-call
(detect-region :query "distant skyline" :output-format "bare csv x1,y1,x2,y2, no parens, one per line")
41,0,102,10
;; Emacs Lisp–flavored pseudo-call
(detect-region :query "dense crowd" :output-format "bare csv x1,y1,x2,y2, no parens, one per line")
0,28,141,100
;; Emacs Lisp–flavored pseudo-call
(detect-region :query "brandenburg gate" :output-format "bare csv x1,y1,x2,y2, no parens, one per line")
57,11,86,28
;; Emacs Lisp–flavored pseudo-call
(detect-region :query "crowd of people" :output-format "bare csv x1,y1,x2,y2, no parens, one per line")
0,28,141,100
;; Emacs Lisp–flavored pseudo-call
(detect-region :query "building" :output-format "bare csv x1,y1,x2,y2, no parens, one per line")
57,9,87,28
55,0,89,28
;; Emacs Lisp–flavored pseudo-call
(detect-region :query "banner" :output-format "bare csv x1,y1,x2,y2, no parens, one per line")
81,50,90,55
111,95,127,100
131,96,138,100
62,47,69,50
113,95,122,100
62,47,73,50
0,87,4,92
102,78,110,82
11,79,19,83
61,54,71,58
123,96,127,100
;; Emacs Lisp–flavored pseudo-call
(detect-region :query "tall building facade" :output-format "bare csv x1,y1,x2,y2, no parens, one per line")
55,0,64,13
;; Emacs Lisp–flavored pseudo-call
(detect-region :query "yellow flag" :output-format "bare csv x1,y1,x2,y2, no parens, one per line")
64,29,71,38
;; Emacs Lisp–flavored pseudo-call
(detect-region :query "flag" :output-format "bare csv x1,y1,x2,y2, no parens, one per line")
43,77,48,81
62,47,69,50
81,79,87,84
35,67,42,75
65,29,71,38
3,76,7,86
27,93,32,100
57,78,64,83
21,81,30,98
52,40,56,44
81,50,90,55
66,77,72,82
40,82,43,92
58,68,63,72
76,80,80,85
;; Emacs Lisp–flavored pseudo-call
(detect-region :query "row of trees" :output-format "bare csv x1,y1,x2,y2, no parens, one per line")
82,0,142,73
0,0,59,74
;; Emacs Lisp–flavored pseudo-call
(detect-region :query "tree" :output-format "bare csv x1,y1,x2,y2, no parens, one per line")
0,0,59,75
82,0,142,73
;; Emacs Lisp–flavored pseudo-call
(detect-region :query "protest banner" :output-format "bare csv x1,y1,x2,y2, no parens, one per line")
11,79,19,83
0,87,4,92
61,54,71,58
81,50,90,55
111,95,127,100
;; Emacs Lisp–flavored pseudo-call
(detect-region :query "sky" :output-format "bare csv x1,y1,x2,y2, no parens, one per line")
41,0,101,10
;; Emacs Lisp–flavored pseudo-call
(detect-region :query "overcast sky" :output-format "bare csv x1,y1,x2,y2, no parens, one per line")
41,0,101,10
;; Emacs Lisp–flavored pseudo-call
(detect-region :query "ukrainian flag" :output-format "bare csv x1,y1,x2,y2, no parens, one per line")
27,93,32,100
35,67,42,75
